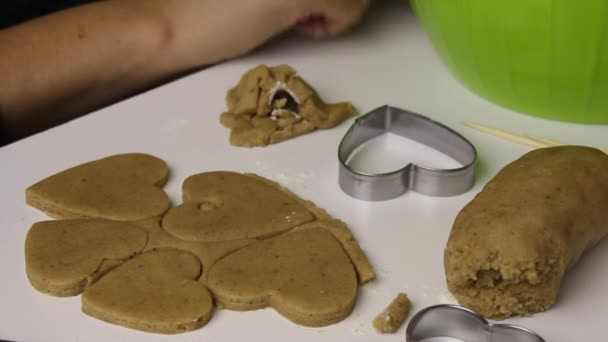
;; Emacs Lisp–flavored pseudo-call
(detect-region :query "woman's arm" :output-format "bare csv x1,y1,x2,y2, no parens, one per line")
0,0,367,140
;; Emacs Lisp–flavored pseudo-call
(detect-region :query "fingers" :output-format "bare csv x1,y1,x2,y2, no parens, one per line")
294,0,369,38
295,15,332,38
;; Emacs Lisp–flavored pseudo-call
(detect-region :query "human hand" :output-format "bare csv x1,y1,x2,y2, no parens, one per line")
0,0,368,141
138,0,369,66
291,0,370,38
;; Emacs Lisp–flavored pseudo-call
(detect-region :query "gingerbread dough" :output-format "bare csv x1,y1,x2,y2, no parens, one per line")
134,217,255,284
26,153,169,221
25,219,147,296
24,159,376,332
207,226,358,327
445,146,608,319
162,171,315,242
373,293,411,333
220,64,358,147
82,248,214,334
246,173,376,284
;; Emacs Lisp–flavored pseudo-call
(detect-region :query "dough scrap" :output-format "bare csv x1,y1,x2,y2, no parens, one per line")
26,153,170,221
25,219,147,297
372,293,411,333
82,248,214,334
445,146,608,319
206,226,358,327
162,171,315,242
220,64,358,147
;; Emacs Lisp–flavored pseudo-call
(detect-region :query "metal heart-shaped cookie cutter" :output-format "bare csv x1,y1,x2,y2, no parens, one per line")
338,106,477,201
406,304,545,342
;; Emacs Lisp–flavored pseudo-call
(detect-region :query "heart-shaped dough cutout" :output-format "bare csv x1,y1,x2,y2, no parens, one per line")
225,173,376,284
82,248,213,334
206,226,358,327
162,172,314,242
134,218,255,284
26,153,170,221
25,219,147,296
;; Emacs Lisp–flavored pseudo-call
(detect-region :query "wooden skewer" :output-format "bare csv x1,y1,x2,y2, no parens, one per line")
462,121,548,149
463,121,608,154
523,134,566,147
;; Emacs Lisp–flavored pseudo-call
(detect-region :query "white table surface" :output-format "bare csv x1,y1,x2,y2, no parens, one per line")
2,1,607,341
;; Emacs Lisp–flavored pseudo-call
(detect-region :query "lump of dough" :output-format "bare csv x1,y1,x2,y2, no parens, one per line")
220,64,358,147
445,146,608,319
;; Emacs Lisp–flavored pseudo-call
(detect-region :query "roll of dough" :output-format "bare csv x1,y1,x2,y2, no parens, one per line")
445,146,608,319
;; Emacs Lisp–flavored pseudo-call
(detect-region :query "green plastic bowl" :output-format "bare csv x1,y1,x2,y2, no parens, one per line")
412,0,608,124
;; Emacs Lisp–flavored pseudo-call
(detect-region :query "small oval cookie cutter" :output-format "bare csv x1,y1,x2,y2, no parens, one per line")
338,106,477,201
406,304,545,342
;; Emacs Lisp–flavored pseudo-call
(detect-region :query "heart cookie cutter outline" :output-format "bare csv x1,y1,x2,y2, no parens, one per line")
338,106,477,201
406,304,545,342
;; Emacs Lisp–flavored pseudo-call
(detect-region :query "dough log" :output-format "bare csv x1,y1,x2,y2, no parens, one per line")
445,146,608,319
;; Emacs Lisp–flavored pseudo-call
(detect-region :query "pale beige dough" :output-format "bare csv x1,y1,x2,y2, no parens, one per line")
25,219,147,296
220,64,358,147
82,248,214,334
26,153,170,221
445,146,608,319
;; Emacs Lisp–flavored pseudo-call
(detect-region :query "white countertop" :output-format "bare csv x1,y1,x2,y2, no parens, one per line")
1,1,607,341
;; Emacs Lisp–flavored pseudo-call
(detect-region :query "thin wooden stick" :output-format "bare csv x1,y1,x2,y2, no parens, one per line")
463,121,608,154
526,133,608,154
523,134,565,147
462,121,548,149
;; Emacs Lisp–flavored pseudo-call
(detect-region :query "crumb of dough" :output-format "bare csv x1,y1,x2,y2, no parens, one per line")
373,293,411,333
